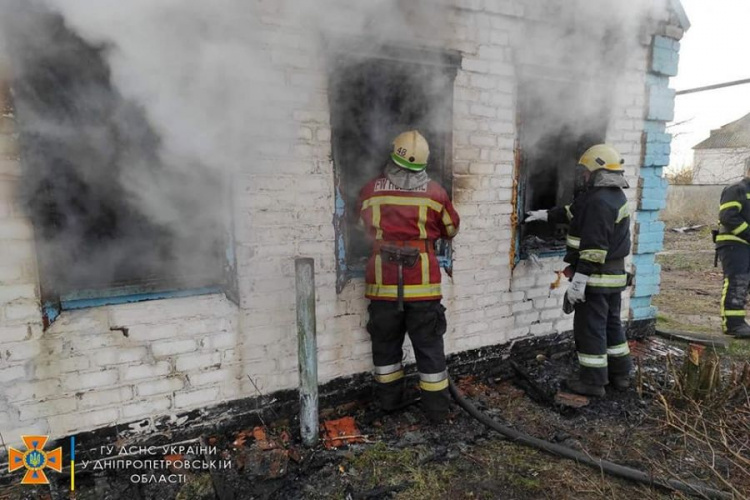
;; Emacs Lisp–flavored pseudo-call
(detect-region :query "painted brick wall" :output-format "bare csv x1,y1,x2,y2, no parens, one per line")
631,34,683,321
0,2,681,445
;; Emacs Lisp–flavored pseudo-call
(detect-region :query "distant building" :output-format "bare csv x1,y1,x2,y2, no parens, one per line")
693,112,750,184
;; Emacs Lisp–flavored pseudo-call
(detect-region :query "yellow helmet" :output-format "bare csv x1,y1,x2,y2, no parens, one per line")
578,144,625,172
391,130,430,171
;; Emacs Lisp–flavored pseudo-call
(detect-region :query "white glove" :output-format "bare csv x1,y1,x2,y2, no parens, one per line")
566,273,589,304
525,210,548,223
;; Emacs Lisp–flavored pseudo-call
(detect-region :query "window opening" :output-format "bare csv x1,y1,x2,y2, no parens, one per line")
328,46,459,292
7,10,231,325
516,78,610,262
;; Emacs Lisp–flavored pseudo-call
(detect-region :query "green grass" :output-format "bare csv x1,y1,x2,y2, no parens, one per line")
728,338,750,358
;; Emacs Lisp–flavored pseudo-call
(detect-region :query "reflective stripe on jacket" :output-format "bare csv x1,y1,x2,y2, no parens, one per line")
716,178,750,247
358,176,460,301
561,186,631,293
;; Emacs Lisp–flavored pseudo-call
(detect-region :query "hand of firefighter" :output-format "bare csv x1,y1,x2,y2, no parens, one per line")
524,210,548,223
566,273,589,304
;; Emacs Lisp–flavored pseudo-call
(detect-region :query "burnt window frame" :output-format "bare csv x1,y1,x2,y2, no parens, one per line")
327,42,461,293
513,71,612,265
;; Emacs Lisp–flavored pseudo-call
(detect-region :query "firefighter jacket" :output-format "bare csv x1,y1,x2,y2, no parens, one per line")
549,173,631,293
357,174,460,301
716,178,750,248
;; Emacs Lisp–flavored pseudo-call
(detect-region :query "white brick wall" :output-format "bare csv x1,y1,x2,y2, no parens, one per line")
0,2,670,445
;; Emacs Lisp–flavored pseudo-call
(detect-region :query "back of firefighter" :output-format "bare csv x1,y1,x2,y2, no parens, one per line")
357,130,460,422
525,144,633,397
715,158,750,338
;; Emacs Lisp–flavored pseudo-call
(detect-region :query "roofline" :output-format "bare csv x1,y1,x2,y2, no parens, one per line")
671,0,691,30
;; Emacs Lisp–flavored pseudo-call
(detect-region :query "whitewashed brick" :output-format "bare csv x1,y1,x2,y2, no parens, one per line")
174,388,220,409
63,370,118,391
121,362,171,382
50,408,118,436
5,379,61,402
515,312,540,326
152,339,198,357
137,377,184,397
0,264,23,282
4,301,40,322
0,324,29,342
0,219,33,240
58,356,91,373
121,397,172,420
175,352,222,372
0,284,36,303
0,134,19,156
92,347,149,367
0,365,26,383
3,341,41,362
78,386,133,409
19,398,77,420
188,369,234,387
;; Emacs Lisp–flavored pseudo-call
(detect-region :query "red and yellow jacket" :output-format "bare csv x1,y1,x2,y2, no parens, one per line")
357,175,460,301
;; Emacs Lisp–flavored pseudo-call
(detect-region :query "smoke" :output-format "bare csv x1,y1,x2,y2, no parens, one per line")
0,0,671,292
516,0,667,148
512,0,669,248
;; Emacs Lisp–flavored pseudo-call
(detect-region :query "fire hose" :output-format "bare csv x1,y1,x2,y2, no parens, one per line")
447,378,732,500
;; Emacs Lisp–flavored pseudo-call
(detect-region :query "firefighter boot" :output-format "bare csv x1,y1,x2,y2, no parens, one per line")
609,374,631,391
565,377,606,397
725,318,750,338
421,388,450,423
375,378,405,412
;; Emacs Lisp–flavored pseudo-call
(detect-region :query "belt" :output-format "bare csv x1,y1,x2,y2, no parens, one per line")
374,240,433,253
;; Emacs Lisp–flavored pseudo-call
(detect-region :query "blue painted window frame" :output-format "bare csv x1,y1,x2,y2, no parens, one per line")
40,200,239,328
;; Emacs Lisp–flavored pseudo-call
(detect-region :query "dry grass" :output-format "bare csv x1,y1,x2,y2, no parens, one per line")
641,349,750,499
666,167,695,186
662,186,722,227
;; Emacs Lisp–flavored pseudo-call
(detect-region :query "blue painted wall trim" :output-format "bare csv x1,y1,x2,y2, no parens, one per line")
61,287,223,311
630,31,682,322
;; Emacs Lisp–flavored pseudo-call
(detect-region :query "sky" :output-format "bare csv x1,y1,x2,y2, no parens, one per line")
669,0,750,172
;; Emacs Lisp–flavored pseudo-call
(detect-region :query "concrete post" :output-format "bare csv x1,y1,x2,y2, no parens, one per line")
295,258,319,447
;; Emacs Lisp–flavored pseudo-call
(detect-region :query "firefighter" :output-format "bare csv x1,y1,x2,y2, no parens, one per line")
525,144,633,397
715,158,750,338
357,130,460,422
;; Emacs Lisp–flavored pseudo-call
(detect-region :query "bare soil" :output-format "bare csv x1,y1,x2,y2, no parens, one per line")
655,228,722,335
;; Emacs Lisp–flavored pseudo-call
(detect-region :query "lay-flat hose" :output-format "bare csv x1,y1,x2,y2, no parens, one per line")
448,379,732,500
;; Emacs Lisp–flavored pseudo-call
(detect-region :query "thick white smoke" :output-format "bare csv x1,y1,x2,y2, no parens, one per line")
0,0,672,289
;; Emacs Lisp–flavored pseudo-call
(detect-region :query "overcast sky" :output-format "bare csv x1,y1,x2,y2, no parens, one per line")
669,0,750,172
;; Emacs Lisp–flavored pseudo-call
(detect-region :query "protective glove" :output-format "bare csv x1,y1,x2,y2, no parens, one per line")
566,273,589,305
524,210,548,223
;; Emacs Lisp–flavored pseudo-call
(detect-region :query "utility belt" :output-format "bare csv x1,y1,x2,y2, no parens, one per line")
375,240,434,312
374,240,434,254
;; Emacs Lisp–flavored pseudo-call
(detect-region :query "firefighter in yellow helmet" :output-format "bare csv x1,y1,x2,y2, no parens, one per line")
526,145,633,397
357,130,460,421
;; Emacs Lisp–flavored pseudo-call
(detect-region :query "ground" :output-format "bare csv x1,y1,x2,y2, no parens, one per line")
3,334,748,500
2,228,749,500
655,227,750,359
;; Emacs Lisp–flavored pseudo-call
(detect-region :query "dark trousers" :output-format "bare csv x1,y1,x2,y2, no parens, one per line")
573,292,632,386
719,245,750,332
366,300,449,417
